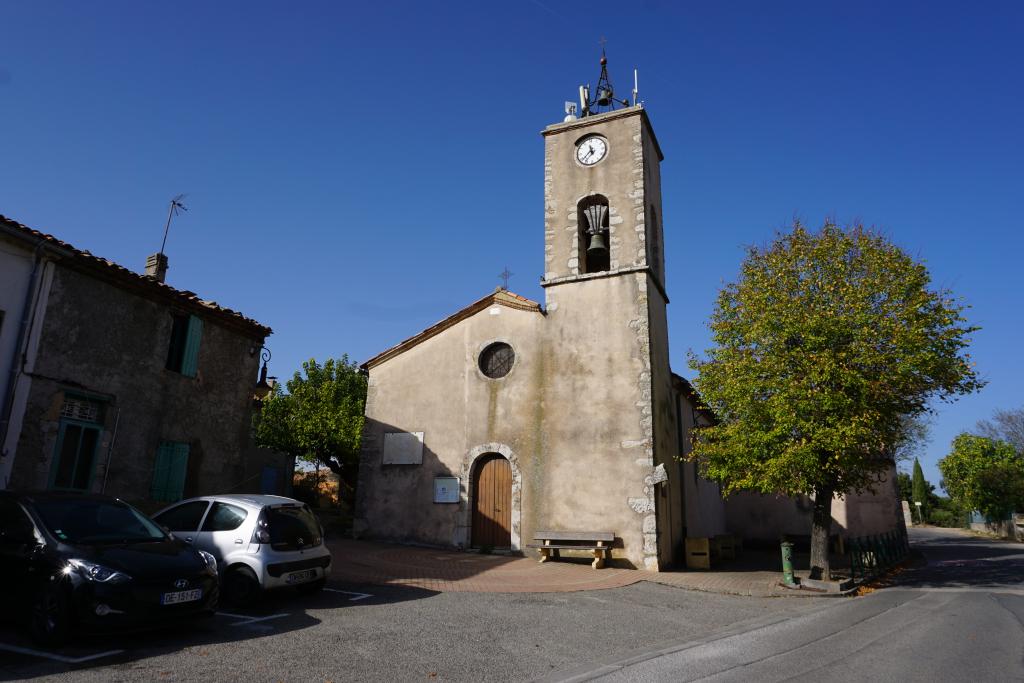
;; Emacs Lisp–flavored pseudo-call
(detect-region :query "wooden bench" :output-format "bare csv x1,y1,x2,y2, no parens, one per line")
526,531,615,569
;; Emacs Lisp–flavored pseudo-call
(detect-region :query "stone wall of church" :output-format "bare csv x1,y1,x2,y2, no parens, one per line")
354,304,545,549
541,274,658,569
542,108,653,282
646,280,680,569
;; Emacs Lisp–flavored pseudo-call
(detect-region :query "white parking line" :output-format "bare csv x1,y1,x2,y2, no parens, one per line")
323,588,373,601
215,612,290,626
0,642,124,663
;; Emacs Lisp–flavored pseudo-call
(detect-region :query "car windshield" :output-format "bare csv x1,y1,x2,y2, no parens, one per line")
33,498,167,545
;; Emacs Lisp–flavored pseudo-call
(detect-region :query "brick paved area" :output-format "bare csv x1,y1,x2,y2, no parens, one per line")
329,538,817,597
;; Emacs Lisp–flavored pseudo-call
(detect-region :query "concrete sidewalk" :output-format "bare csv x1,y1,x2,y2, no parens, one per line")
328,538,811,597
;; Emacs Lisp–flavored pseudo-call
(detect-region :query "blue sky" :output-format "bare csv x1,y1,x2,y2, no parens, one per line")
2,1,1021,490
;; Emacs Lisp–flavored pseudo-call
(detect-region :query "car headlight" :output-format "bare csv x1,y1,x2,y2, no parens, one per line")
66,559,131,584
197,549,218,574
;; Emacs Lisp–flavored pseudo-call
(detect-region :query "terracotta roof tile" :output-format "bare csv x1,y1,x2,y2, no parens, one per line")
0,213,271,338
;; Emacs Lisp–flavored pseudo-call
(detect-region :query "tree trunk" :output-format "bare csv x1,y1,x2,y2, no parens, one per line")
809,485,834,580
322,457,357,509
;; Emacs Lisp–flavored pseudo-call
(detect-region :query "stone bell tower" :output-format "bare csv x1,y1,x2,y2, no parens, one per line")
533,55,678,570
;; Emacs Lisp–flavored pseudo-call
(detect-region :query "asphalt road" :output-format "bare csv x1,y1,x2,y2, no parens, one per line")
0,579,821,682
550,527,1024,682
2,527,1017,682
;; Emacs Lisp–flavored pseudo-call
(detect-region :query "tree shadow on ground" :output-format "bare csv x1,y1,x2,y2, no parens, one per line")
891,532,1024,590
0,581,436,681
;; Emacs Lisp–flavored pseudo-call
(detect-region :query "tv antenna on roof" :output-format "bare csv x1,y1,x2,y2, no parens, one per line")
160,194,188,255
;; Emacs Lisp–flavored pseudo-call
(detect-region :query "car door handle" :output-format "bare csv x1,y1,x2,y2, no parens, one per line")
234,539,243,544
184,537,194,544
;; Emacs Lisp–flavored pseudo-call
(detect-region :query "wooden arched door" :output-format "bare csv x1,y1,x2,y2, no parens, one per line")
472,454,512,548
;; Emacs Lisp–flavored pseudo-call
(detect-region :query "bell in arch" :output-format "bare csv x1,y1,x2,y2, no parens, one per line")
587,231,608,256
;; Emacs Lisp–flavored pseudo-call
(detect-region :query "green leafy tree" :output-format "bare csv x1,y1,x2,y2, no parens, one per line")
939,433,1024,521
688,221,982,579
253,356,367,501
912,457,929,521
896,471,913,503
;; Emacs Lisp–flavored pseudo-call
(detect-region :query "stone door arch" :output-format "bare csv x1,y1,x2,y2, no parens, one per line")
458,443,522,551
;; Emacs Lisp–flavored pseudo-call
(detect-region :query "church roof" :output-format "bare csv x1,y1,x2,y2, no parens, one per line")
362,289,542,370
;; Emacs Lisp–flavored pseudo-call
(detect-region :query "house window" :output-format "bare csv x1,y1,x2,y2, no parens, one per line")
151,441,190,502
49,395,105,491
60,396,101,422
166,314,203,377
50,421,102,490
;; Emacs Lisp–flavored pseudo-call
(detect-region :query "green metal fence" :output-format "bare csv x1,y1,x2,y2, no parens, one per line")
848,528,910,581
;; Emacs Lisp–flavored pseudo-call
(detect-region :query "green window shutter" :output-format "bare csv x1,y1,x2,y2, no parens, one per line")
181,315,203,378
152,442,175,501
152,441,190,502
167,442,190,501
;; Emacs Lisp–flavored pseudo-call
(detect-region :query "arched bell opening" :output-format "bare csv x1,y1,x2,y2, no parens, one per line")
578,195,610,274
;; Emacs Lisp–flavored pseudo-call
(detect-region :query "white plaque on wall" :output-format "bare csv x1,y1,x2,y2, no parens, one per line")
433,477,459,503
381,431,424,465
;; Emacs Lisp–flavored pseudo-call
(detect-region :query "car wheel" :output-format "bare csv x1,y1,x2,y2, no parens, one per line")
29,583,71,647
296,578,326,595
223,566,262,606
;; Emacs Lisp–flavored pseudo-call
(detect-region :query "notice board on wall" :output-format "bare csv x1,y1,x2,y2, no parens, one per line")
381,431,424,465
433,477,460,503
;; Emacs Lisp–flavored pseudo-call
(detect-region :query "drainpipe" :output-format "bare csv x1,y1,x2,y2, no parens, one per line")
100,407,121,493
0,239,47,475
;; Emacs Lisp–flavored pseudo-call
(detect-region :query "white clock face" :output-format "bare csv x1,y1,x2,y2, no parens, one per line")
576,136,608,166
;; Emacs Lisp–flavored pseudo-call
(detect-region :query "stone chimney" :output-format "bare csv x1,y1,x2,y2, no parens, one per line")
145,252,168,282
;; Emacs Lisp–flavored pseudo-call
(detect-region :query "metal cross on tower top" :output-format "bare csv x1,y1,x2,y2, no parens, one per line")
499,267,514,290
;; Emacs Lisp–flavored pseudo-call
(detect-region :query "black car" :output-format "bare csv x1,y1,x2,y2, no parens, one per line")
0,491,219,646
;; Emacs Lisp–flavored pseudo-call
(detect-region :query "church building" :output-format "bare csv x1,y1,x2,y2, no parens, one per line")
353,58,901,570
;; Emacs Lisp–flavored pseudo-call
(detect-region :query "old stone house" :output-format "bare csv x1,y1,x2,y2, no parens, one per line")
353,73,902,569
0,214,289,508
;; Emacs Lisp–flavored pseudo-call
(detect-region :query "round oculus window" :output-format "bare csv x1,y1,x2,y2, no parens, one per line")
479,342,515,379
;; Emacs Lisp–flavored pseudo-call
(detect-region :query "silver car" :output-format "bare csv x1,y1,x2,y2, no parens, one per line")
153,494,332,605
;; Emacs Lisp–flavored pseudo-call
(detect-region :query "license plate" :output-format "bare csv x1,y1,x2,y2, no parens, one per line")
286,569,316,585
161,588,203,605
